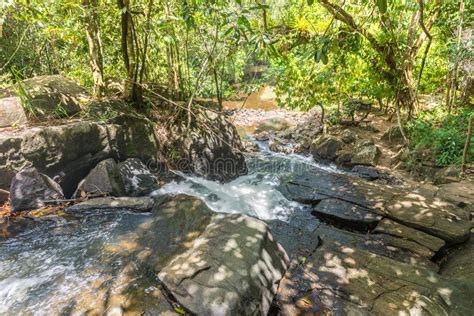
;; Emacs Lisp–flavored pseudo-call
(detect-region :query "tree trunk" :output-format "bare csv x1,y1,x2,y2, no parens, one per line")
117,0,142,103
461,117,472,174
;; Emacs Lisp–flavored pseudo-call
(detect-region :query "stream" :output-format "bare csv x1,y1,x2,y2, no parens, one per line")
0,142,334,314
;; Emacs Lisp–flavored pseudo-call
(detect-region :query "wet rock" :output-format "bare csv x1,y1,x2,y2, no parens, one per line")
312,199,382,232
277,239,473,315
374,219,445,253
278,167,471,244
10,167,64,211
118,158,158,197
73,158,125,198
269,139,291,154
154,195,289,316
66,196,155,212
351,141,381,166
310,135,344,161
434,165,460,185
293,143,308,154
241,140,260,152
335,150,354,167
381,126,403,142
255,130,270,141
350,165,398,183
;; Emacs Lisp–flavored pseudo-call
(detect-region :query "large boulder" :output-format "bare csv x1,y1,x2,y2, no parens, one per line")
73,158,125,198
161,108,247,182
0,117,159,197
0,75,88,127
434,165,460,185
350,139,381,166
156,195,289,315
310,134,344,161
9,167,64,211
118,158,158,196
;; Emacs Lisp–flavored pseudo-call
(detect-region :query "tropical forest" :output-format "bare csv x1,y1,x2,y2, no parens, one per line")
0,0,473,314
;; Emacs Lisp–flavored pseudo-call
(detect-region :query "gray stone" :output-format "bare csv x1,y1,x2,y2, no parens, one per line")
0,118,158,197
374,219,445,253
66,196,155,212
73,158,125,198
434,165,460,185
340,129,357,143
277,239,473,316
312,198,382,232
0,97,27,127
351,143,381,166
278,167,471,244
1,75,87,121
310,135,344,161
118,158,158,196
158,204,289,316
10,167,64,211
381,126,403,142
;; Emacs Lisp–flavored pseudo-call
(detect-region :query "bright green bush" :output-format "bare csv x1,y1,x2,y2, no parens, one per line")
406,108,474,166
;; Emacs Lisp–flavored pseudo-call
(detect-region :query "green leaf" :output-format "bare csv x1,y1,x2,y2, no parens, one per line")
308,0,314,5
376,0,387,14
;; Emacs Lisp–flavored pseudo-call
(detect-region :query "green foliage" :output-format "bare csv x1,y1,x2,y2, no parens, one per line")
406,108,474,166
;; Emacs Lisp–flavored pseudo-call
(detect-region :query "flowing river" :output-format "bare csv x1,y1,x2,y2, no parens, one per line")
0,142,336,314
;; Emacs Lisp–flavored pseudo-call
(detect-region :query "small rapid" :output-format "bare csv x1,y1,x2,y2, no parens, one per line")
0,140,334,314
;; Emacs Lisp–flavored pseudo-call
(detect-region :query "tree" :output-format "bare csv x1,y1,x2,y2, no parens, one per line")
315,0,442,120
82,0,105,96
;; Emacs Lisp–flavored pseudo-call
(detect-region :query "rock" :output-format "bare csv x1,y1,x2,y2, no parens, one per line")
66,196,155,212
277,239,473,315
241,140,260,152
73,158,125,198
118,158,158,197
437,181,474,210
0,117,158,197
350,165,398,183
152,194,289,316
269,139,291,154
434,165,460,185
381,126,403,142
351,142,381,166
1,75,87,124
163,108,247,182
312,199,382,232
310,135,344,161
0,97,27,127
278,167,471,244
293,143,308,154
0,189,9,205
335,151,353,167
441,234,474,280
374,219,445,252
340,129,357,143
255,131,270,141
10,167,64,211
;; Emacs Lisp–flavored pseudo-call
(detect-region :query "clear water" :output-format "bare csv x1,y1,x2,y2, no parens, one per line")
0,141,330,314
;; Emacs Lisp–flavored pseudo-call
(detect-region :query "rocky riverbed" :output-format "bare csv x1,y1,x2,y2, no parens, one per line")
1,78,473,315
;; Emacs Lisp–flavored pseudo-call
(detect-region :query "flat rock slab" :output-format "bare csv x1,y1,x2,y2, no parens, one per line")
276,239,474,315
313,198,382,232
316,224,438,270
67,196,155,212
374,218,445,252
278,167,471,244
